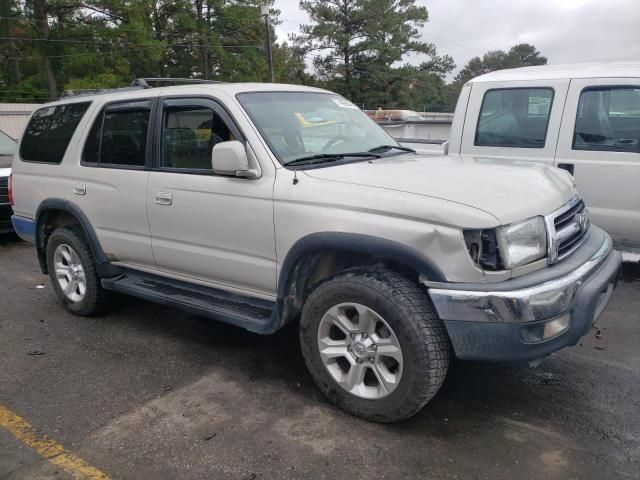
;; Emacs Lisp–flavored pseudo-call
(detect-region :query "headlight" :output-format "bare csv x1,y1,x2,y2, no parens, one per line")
496,216,547,269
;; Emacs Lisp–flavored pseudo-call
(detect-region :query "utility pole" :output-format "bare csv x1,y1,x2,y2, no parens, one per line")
261,3,274,82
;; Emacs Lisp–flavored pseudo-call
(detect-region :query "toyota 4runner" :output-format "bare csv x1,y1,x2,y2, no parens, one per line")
9,79,622,422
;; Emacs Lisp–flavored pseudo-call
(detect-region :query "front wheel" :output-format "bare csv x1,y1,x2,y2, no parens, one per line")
299,267,450,422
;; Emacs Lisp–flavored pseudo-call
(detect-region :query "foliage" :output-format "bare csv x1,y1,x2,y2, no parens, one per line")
0,0,304,101
0,1,547,113
445,43,548,110
295,0,455,109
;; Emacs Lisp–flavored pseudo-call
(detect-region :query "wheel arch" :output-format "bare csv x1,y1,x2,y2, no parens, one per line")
273,232,445,330
35,198,121,277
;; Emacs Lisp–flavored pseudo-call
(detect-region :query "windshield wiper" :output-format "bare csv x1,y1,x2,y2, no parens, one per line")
368,144,416,154
283,152,381,167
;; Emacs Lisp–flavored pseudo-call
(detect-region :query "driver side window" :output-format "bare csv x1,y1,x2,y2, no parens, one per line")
161,105,234,170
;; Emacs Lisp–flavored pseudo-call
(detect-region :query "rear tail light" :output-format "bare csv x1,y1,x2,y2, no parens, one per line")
8,173,14,207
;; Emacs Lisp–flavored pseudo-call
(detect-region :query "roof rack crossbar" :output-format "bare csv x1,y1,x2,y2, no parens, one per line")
130,78,222,88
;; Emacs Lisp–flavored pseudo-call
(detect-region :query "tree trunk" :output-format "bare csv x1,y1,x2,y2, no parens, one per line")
1,0,21,84
152,3,165,77
195,0,209,79
33,0,57,100
344,47,351,99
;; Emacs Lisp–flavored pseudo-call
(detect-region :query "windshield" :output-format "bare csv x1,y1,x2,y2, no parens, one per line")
0,130,16,156
237,92,399,165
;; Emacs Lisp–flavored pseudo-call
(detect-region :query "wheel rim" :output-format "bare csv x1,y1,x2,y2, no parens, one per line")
53,244,87,303
317,303,403,399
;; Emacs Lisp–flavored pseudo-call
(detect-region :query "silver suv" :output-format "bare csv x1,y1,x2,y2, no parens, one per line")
9,79,622,422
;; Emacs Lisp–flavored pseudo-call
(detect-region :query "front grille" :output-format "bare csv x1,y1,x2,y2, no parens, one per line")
0,176,8,204
546,197,590,263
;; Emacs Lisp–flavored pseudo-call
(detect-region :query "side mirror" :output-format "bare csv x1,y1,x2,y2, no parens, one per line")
211,140,258,178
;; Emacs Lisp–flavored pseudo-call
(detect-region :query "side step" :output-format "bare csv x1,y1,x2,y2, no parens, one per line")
101,271,277,334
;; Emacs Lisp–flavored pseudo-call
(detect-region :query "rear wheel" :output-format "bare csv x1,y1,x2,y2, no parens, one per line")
46,226,109,316
299,267,450,422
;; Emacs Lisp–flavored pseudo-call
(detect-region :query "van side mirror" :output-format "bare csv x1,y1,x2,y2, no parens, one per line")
211,140,258,178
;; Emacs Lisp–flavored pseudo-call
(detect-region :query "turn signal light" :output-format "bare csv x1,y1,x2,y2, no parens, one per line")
543,314,571,339
521,314,571,343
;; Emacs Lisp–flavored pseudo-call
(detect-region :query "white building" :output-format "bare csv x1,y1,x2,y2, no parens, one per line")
0,103,40,139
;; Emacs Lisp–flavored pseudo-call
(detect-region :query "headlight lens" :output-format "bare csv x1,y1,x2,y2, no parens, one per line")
496,216,547,269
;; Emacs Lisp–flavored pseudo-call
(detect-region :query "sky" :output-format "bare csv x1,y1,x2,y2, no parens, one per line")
273,0,640,80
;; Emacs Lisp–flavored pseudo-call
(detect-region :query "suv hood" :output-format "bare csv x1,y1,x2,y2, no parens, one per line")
302,153,576,225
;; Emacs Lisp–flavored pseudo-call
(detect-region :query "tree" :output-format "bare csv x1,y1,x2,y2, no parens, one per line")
454,43,546,85
32,0,58,100
445,43,547,111
296,0,438,101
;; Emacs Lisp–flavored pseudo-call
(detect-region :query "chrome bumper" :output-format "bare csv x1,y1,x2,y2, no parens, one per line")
424,227,622,362
427,232,614,324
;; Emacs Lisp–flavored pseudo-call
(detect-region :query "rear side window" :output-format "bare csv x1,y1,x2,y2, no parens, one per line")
574,87,640,153
20,102,90,163
83,100,151,167
475,88,554,148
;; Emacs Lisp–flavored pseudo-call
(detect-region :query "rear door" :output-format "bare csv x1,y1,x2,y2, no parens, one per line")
76,99,155,267
146,97,277,298
460,80,570,163
555,79,640,246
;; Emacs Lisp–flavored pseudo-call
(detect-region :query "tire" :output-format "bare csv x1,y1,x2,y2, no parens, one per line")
299,267,450,422
46,226,110,316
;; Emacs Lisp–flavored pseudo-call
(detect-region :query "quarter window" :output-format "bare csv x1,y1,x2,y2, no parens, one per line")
161,105,234,170
475,88,554,148
20,102,90,163
574,87,640,152
82,100,151,167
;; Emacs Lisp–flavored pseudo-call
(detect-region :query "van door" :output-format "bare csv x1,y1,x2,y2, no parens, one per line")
555,79,640,247
460,80,570,164
146,97,277,298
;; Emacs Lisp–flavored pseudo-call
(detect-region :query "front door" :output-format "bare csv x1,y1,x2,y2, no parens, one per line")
555,79,640,247
146,97,277,298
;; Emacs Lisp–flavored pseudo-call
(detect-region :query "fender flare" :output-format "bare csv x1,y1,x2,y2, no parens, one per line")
271,232,446,329
35,198,121,277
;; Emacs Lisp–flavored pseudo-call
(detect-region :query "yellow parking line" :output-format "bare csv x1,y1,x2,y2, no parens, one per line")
0,404,111,480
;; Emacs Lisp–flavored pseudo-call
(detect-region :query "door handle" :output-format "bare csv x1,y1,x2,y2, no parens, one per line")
154,192,173,205
72,183,86,195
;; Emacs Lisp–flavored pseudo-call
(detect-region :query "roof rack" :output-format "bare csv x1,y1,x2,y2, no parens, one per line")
59,78,221,99
130,78,222,88
60,86,143,99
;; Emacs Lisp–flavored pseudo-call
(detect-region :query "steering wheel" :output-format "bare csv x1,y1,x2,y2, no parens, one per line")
321,135,349,152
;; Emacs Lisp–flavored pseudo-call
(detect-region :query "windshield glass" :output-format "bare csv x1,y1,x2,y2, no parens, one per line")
0,130,16,156
237,92,398,165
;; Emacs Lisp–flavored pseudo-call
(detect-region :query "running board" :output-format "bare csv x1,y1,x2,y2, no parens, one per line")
101,271,276,334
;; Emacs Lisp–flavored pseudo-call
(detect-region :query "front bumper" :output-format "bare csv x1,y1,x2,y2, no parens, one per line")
426,226,622,361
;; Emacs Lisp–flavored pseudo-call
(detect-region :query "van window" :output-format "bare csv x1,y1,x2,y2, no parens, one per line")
82,100,151,167
161,105,234,170
574,87,640,153
475,88,554,148
20,102,90,163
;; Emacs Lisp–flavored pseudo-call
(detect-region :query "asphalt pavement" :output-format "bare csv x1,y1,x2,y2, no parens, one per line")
1,232,639,480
